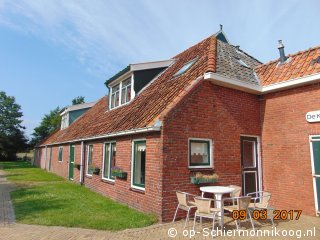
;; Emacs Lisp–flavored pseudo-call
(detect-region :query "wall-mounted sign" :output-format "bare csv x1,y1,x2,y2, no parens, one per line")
306,110,320,123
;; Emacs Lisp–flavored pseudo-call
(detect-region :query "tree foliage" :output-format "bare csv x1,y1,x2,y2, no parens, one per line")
30,107,61,147
72,96,85,105
0,91,28,160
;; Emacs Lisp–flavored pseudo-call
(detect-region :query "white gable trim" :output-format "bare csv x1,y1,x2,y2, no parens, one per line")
204,72,320,94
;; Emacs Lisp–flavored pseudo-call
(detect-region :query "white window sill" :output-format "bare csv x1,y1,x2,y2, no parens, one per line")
101,177,115,183
188,165,213,169
131,185,145,192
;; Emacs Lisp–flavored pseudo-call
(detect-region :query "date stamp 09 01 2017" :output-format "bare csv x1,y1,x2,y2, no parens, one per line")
232,210,302,221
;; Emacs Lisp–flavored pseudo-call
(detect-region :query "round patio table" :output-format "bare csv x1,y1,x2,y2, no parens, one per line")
200,186,235,228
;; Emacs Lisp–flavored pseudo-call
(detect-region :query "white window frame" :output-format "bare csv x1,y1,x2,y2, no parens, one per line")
102,141,116,182
110,83,120,109
58,146,63,162
121,78,132,105
131,139,146,191
109,75,135,110
86,144,93,177
188,138,213,169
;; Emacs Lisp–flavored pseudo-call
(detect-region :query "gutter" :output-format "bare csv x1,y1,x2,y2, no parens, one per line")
204,72,320,95
38,126,161,147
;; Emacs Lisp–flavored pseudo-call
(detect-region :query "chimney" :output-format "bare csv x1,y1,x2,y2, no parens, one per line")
278,40,287,63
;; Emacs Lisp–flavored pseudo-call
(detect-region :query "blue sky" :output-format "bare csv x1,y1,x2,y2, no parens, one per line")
0,0,319,138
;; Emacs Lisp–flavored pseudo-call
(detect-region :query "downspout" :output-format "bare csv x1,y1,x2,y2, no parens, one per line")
80,141,84,184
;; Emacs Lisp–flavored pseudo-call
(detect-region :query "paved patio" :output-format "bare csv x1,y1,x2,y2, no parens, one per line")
1,168,319,239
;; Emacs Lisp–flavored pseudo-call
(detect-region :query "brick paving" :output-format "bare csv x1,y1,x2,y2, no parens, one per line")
0,168,319,239
0,169,16,226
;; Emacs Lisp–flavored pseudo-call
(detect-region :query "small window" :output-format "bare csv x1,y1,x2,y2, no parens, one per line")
58,147,63,162
102,142,116,180
86,145,93,176
132,140,146,189
110,84,120,109
174,57,198,77
121,78,131,104
189,139,212,168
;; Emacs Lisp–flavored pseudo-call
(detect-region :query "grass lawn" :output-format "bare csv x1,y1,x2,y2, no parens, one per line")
0,161,156,230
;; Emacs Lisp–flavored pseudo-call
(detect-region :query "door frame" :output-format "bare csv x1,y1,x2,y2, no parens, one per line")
68,144,75,181
309,135,320,216
240,135,262,195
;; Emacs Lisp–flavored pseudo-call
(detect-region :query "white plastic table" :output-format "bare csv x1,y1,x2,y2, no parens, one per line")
200,186,235,228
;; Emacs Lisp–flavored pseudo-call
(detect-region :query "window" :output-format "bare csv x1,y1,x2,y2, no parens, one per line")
61,114,68,130
189,139,212,168
174,57,198,77
110,84,120,109
121,78,131,104
58,147,63,162
110,78,133,110
86,145,93,175
102,142,116,180
132,140,146,189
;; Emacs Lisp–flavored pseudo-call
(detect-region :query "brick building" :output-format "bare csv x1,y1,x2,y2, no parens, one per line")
34,29,320,221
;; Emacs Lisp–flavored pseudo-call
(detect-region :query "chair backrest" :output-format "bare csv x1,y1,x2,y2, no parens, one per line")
237,196,251,211
176,191,188,207
229,185,242,198
194,197,212,214
260,192,271,208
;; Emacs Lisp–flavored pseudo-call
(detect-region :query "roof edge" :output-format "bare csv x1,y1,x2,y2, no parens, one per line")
37,126,161,147
205,72,320,95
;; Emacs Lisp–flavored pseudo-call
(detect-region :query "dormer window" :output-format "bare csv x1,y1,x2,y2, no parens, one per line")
110,84,120,109
121,78,131,104
110,77,133,110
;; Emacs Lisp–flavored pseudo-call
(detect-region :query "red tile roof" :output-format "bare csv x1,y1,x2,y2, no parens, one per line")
41,35,215,145
40,35,320,146
255,45,320,86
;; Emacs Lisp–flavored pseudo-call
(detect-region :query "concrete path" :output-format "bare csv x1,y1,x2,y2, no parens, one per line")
0,169,15,225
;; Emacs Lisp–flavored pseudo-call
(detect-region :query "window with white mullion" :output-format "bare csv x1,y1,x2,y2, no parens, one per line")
110,84,120,109
103,142,116,180
121,78,131,104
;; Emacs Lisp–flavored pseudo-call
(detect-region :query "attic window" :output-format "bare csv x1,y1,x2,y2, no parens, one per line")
311,56,320,65
174,57,198,77
235,57,250,68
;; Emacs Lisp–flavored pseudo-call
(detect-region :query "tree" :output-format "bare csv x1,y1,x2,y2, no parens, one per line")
72,96,85,105
0,91,28,160
29,107,61,147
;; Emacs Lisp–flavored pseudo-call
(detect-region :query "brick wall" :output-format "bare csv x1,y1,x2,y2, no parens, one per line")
261,83,320,215
35,132,163,220
161,81,261,221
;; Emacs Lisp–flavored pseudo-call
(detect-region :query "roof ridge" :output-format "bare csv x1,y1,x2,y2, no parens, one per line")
255,44,320,70
206,36,217,73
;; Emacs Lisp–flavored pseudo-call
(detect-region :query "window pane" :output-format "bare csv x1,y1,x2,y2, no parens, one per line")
87,145,93,174
103,144,110,178
111,94,115,108
121,88,126,104
58,148,62,161
110,143,116,179
243,140,255,167
133,142,146,187
127,87,131,102
190,141,210,166
115,92,119,107
122,78,131,87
